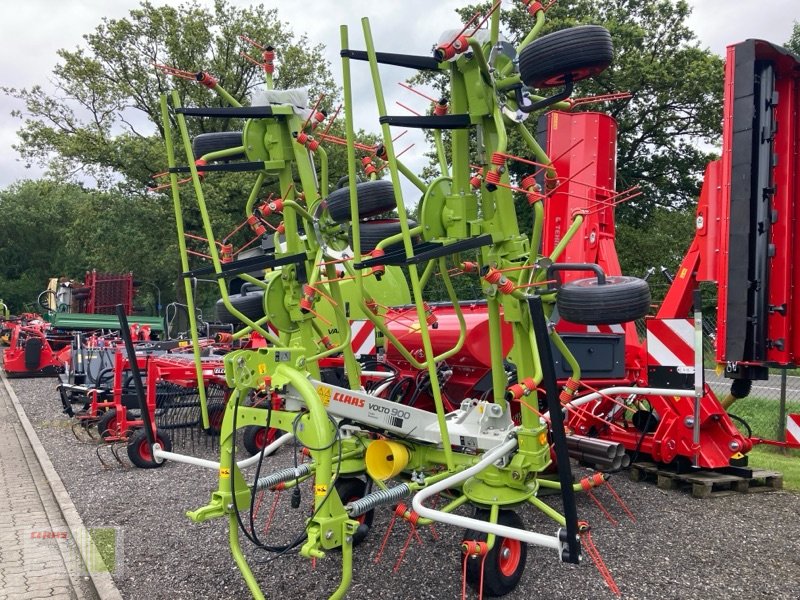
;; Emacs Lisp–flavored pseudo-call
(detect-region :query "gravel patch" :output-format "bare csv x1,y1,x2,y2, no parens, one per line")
11,375,800,600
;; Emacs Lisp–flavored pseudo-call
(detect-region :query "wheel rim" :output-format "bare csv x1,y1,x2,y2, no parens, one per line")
102,413,118,436
498,538,522,577
138,438,152,461
254,428,268,449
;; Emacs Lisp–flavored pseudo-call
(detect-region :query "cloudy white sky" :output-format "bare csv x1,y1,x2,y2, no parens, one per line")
0,0,797,192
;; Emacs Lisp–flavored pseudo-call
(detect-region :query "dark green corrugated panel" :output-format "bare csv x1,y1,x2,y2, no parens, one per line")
50,313,165,331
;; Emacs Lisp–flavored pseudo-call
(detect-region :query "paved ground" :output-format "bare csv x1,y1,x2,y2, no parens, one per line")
0,378,99,600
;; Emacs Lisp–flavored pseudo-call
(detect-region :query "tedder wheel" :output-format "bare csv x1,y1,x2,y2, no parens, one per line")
214,285,266,324
127,428,172,469
325,179,397,223
556,275,650,325
350,219,419,254
333,477,374,546
192,131,245,160
203,404,226,436
96,408,130,440
462,509,528,597
519,25,613,88
241,425,279,456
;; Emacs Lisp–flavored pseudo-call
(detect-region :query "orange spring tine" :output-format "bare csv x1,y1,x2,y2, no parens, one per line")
514,279,557,290
152,63,196,80
307,284,337,306
374,512,399,564
306,307,332,326
544,160,596,198
569,91,632,108
233,234,261,256
398,82,439,104
396,101,422,116
494,150,554,172
604,479,637,523
377,144,414,173
301,94,325,131
240,52,263,67
470,1,502,35
586,489,619,526
321,104,342,137
239,34,266,51
222,217,251,244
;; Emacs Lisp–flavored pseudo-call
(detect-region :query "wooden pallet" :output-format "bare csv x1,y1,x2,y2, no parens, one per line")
629,461,783,498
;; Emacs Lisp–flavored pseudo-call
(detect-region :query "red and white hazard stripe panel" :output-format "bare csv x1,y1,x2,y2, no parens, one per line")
350,320,376,357
586,324,625,334
646,318,695,367
786,414,800,446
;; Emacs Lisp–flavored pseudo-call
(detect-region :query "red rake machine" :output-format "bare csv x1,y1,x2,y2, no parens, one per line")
2,316,72,377
55,338,225,464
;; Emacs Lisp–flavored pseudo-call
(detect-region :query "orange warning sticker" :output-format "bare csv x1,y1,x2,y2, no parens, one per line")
317,385,331,406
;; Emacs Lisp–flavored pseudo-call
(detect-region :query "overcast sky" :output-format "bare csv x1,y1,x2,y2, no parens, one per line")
0,0,797,192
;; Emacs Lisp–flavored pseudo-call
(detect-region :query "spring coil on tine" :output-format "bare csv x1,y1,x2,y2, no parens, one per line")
346,483,412,517
255,464,312,491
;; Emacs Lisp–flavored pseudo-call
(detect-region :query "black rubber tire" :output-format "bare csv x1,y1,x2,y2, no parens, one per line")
97,408,130,440
729,378,752,400
557,275,650,325
519,25,613,88
241,425,278,456
333,478,374,547
325,179,397,223
350,219,419,254
192,131,244,160
462,509,528,597
215,286,266,324
127,428,172,469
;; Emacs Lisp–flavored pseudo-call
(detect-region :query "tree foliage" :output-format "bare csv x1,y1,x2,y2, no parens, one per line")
4,0,338,190
0,180,176,312
787,20,800,55
2,1,350,312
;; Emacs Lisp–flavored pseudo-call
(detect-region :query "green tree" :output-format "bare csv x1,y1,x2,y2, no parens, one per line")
0,179,182,313
4,0,337,190
3,0,351,314
787,20,800,55
0,181,86,311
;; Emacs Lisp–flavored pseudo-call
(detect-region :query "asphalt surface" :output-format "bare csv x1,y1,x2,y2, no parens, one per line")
10,375,800,600
704,369,800,399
